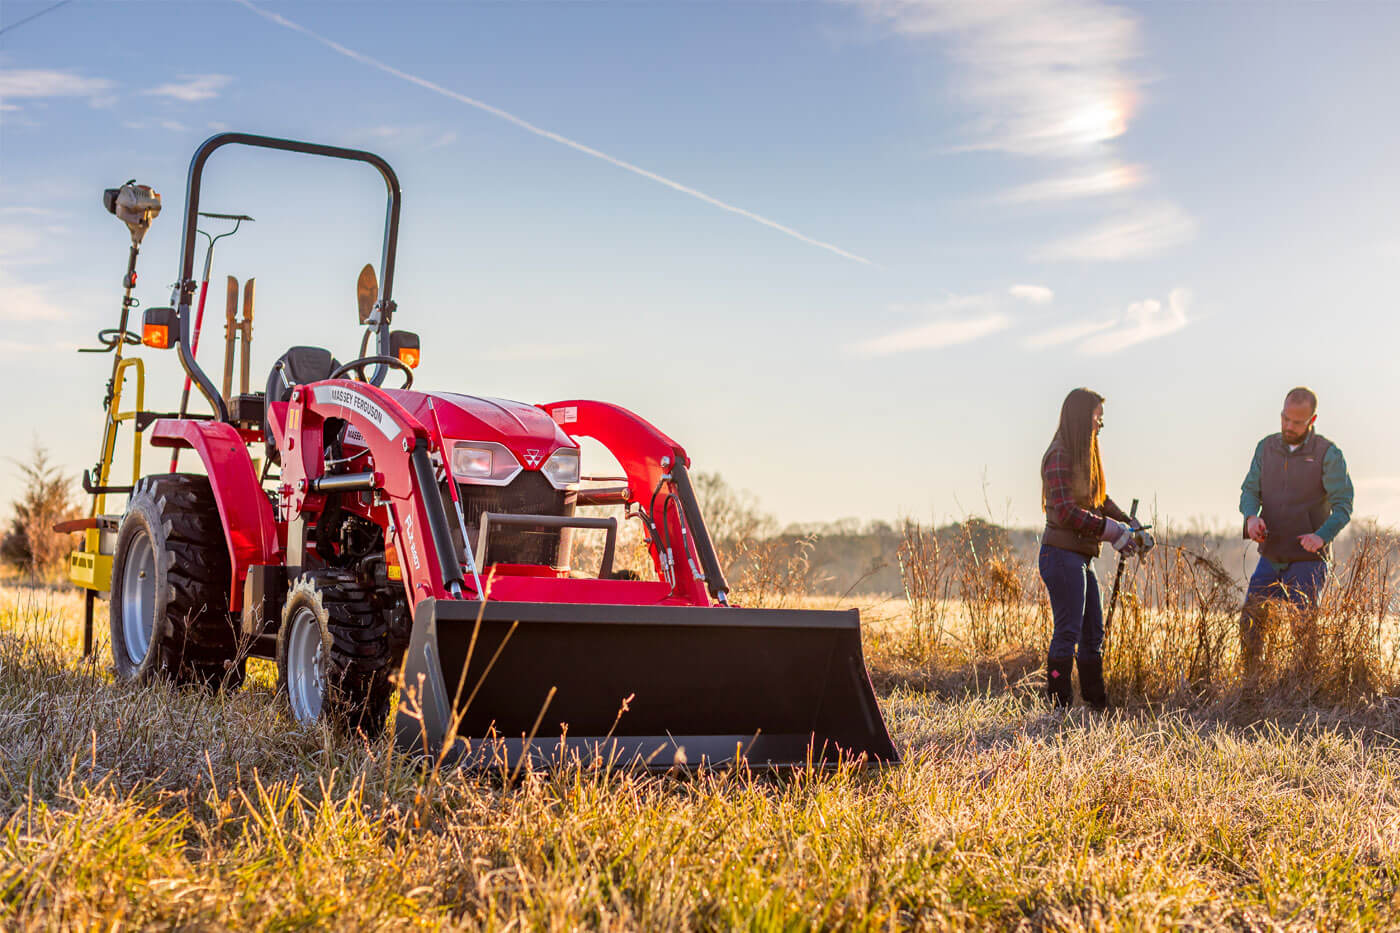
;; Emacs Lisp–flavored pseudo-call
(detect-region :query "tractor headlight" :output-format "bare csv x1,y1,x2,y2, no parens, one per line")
541,448,580,489
451,445,494,480
449,441,522,485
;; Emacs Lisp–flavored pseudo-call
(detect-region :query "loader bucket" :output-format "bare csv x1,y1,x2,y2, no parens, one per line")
395,599,899,769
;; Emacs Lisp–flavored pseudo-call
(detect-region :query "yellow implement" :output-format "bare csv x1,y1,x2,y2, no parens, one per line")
69,355,146,654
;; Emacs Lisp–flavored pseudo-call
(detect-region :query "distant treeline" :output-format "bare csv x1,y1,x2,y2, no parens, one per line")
696,473,1390,598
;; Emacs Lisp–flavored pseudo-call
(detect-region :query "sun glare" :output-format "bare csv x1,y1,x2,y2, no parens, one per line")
1064,100,1129,145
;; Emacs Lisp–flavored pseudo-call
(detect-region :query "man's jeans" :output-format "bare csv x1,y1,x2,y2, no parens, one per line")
1039,544,1103,660
1240,558,1328,669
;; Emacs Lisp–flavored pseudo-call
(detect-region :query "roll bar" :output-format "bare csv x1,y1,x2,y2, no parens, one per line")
172,133,403,423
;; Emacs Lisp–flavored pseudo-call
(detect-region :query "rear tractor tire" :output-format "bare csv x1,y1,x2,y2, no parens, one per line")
109,474,246,688
277,572,395,736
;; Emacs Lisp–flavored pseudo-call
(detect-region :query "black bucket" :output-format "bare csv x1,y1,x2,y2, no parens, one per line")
394,598,898,769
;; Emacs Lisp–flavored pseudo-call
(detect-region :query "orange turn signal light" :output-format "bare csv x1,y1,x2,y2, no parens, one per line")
141,307,177,350
385,542,403,581
142,323,170,349
390,331,420,370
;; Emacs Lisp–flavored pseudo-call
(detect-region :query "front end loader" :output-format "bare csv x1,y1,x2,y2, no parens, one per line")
76,132,898,769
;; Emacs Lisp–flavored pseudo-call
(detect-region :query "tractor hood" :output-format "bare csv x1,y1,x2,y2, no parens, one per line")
381,390,576,471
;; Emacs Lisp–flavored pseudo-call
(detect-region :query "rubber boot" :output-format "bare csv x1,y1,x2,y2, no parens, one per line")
1045,655,1074,708
1077,655,1110,711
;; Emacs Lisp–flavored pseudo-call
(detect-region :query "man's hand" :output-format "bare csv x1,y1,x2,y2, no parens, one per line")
1299,533,1325,554
1245,516,1268,543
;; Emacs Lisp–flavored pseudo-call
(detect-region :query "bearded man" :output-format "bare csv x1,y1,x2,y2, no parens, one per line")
1238,386,1354,668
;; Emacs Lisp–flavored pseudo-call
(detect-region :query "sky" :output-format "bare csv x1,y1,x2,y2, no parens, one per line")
2,0,1398,532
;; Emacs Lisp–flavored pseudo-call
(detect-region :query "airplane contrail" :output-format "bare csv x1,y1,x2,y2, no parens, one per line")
233,0,874,266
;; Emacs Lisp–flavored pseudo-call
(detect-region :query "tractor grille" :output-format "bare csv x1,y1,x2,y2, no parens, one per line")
459,471,576,567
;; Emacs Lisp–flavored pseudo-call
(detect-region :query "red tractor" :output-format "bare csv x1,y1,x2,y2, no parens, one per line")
75,133,896,768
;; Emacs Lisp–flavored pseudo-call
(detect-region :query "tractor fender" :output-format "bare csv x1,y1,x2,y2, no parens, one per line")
149,418,280,609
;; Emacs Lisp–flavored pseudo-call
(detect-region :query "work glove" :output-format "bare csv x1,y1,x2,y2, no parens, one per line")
1101,519,1137,555
1128,516,1156,556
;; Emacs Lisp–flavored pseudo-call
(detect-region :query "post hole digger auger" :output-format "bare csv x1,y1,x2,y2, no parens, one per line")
74,132,897,769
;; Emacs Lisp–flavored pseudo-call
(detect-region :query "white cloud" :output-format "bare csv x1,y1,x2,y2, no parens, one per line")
858,284,1191,357
1021,317,1114,350
851,0,1140,158
1009,284,1053,304
853,295,1011,356
850,1,1196,254
997,163,1145,203
0,270,67,321
0,69,114,105
889,294,996,316
142,74,231,102
1078,287,1191,355
855,313,1010,356
1035,202,1196,261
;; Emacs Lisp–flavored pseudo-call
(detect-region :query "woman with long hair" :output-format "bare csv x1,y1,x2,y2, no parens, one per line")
1039,388,1149,709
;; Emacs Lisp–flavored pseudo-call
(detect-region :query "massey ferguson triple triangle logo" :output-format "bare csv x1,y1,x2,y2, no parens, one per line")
523,449,543,467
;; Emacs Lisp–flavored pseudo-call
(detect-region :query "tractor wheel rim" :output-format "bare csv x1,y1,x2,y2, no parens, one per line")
120,531,156,664
287,606,324,723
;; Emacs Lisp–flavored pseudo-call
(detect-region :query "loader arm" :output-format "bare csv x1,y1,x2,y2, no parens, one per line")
539,399,727,604
277,380,468,606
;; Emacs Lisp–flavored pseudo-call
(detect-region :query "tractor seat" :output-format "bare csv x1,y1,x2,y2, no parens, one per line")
263,346,341,463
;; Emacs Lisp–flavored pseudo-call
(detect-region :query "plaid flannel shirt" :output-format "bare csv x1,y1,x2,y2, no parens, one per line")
1042,447,1128,537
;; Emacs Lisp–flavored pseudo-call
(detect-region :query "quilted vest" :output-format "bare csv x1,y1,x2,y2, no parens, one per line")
1259,430,1333,564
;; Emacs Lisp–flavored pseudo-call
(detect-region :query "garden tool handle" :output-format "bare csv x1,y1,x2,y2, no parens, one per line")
1104,498,1139,641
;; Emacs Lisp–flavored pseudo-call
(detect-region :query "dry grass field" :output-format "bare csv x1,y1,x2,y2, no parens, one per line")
3,530,1400,930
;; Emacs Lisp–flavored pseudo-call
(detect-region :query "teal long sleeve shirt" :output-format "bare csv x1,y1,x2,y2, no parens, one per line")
1239,439,1354,543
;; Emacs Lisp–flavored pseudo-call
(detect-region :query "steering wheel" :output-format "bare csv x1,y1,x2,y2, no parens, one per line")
329,355,414,389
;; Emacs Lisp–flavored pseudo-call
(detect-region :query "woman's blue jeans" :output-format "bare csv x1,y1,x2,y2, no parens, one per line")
1039,543,1103,660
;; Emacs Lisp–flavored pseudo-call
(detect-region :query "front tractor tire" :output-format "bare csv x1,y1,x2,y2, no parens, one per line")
277,572,395,736
109,474,245,688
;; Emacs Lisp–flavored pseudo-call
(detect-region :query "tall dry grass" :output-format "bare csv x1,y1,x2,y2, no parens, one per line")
4,518,1400,929
884,517,1400,710
3,585,1400,929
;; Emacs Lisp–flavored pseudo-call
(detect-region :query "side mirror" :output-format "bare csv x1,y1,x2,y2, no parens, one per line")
390,330,420,368
356,264,378,325
142,307,177,349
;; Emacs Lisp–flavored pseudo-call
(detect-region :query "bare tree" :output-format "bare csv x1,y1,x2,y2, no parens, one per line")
692,472,775,552
1,445,80,581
